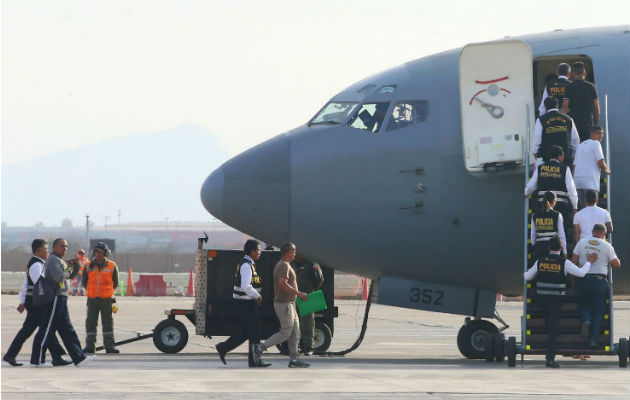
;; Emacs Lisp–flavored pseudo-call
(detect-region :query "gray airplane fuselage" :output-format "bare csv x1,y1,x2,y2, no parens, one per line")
202,26,630,297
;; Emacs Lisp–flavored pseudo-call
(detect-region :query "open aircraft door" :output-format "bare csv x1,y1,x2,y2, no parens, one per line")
459,40,535,174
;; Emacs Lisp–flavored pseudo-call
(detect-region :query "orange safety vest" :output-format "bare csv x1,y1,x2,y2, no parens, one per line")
86,260,115,299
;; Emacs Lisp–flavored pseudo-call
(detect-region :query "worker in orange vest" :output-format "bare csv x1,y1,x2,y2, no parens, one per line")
71,249,88,296
81,242,120,354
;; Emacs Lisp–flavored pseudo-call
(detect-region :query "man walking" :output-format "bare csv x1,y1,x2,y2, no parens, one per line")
31,238,93,366
572,224,621,347
3,239,70,367
258,242,310,368
82,242,120,354
573,126,610,209
215,239,271,367
561,61,600,142
296,260,324,355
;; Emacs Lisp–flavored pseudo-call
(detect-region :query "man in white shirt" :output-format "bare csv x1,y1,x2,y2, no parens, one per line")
572,224,620,347
573,190,613,243
2,239,69,367
572,126,610,209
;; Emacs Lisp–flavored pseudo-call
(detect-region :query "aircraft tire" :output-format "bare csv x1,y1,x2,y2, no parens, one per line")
494,333,506,362
618,338,628,368
457,320,498,359
312,321,332,354
507,336,517,367
153,318,189,354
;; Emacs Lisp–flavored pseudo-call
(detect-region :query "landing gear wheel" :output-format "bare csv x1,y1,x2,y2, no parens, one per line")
312,321,332,354
153,318,188,353
618,338,628,368
507,336,517,367
485,334,495,362
494,333,506,362
457,320,499,359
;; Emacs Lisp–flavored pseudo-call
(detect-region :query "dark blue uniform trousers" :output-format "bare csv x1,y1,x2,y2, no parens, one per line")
31,296,85,365
5,302,66,361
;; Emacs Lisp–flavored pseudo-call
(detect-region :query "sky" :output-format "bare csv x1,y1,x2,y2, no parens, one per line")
3,0,628,167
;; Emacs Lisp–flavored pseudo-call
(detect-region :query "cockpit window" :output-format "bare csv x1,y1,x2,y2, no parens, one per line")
376,85,396,94
386,100,429,131
348,102,390,134
309,102,359,126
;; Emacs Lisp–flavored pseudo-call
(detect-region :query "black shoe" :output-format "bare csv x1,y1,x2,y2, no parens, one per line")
249,360,272,368
2,355,23,367
545,360,560,368
216,343,227,365
82,347,95,354
288,359,310,368
52,358,73,367
105,348,120,354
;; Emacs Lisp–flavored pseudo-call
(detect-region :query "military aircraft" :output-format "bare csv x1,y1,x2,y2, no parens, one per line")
201,26,629,358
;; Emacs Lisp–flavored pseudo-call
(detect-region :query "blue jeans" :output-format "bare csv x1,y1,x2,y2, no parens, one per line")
577,275,609,343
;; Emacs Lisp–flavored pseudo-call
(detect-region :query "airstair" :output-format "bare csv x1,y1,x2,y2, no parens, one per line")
507,95,628,367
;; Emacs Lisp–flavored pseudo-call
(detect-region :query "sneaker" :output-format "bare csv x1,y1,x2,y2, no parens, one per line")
52,358,73,367
288,359,310,368
75,355,96,367
580,321,590,338
105,348,120,354
2,355,23,367
545,360,560,368
30,362,53,368
82,347,95,354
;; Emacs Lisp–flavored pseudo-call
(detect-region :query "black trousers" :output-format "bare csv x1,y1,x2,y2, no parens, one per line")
221,299,261,355
539,298,562,361
31,296,85,365
5,302,66,361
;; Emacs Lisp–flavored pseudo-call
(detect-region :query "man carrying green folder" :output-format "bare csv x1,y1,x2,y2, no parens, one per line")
257,242,311,368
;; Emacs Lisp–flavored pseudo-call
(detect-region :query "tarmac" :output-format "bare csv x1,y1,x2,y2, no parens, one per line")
2,295,629,399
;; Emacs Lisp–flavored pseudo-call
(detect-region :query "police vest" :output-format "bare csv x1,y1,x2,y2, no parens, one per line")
547,77,571,106
233,258,262,300
533,209,560,245
24,256,42,308
539,110,572,160
86,260,116,299
534,253,567,300
536,160,570,206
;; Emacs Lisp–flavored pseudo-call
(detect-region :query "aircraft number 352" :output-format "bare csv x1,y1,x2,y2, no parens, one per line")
409,288,444,306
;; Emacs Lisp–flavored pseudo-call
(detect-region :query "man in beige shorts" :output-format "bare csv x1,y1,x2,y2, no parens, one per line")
257,242,310,368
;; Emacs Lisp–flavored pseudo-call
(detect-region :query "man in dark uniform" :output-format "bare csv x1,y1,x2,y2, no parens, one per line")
524,236,596,367
524,145,578,229
532,97,579,165
561,62,600,142
215,239,270,367
295,260,324,355
538,63,572,116
2,239,70,367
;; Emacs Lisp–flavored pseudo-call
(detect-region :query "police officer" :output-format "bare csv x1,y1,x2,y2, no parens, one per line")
82,242,120,354
538,63,572,116
571,224,620,347
215,239,271,367
296,260,324,355
531,191,567,259
524,145,578,228
524,236,596,368
561,61,600,142
532,97,579,166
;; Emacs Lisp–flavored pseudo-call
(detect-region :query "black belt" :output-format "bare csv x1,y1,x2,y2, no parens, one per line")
586,274,607,279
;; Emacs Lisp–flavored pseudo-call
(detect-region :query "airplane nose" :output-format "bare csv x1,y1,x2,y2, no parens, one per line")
200,167,224,220
200,134,291,244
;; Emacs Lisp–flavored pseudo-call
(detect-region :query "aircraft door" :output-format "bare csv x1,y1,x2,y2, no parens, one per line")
459,40,534,174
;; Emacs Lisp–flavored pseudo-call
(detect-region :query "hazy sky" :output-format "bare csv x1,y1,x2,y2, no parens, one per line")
2,0,629,167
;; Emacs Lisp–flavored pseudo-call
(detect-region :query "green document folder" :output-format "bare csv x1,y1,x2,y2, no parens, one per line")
296,290,327,317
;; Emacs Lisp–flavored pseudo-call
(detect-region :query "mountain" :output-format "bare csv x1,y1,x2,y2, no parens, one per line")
1,124,229,226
